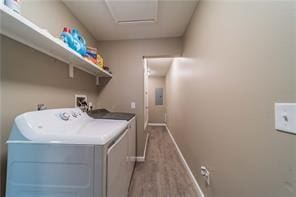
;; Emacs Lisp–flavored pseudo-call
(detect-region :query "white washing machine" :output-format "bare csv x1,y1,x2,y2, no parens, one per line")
6,108,130,197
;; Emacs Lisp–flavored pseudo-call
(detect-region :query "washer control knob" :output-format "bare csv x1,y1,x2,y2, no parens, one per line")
72,112,78,118
60,112,70,121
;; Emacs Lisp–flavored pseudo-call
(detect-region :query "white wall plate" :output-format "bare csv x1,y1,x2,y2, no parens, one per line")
275,103,296,134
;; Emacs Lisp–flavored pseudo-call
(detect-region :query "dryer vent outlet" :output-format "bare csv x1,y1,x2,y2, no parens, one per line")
75,95,88,111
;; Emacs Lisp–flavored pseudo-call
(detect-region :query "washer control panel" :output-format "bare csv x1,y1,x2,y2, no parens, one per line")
60,112,71,121
58,109,84,121
15,108,92,138
71,111,78,118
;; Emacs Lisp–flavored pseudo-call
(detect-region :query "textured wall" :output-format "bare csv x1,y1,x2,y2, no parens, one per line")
96,38,182,155
166,1,296,197
148,76,166,123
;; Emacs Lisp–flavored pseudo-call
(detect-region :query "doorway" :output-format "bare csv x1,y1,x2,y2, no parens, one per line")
143,57,174,127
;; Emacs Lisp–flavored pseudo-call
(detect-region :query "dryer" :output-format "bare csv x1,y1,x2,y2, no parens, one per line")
88,109,137,195
6,108,129,197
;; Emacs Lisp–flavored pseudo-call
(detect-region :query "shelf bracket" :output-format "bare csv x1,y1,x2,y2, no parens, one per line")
96,76,100,86
69,64,74,78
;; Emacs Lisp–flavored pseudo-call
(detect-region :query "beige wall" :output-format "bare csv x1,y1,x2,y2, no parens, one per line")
148,76,166,123
21,0,97,47
0,1,98,195
96,38,182,155
166,1,296,197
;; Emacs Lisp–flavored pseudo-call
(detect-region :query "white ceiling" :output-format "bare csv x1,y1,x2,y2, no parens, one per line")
63,0,198,41
147,58,173,77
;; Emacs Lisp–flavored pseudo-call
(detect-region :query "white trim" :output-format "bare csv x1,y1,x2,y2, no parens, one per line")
136,156,145,162
136,133,150,162
148,123,166,126
144,119,149,130
165,125,205,197
69,64,74,78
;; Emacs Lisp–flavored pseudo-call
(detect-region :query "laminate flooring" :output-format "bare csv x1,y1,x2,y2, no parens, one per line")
129,126,198,197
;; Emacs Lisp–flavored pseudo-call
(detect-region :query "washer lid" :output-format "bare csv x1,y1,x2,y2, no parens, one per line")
8,108,128,145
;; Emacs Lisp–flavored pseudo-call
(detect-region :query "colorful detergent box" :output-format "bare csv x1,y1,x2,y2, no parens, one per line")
87,47,97,59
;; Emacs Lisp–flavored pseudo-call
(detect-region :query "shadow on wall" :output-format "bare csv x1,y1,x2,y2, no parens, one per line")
97,77,112,92
1,38,104,91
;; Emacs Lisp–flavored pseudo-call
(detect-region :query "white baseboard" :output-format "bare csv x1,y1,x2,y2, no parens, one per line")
148,123,166,126
136,157,145,162
165,125,205,197
136,132,150,162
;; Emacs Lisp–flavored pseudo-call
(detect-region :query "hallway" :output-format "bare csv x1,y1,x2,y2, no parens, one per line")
129,126,197,197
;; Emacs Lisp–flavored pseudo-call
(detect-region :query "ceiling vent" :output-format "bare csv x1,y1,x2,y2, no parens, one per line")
104,0,158,24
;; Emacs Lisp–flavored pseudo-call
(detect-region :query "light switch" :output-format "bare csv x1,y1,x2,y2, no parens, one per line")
275,103,296,134
131,102,136,109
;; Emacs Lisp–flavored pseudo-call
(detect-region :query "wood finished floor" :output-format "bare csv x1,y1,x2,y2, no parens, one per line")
129,126,198,197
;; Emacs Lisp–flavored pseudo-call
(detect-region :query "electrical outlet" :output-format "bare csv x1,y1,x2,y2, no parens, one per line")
131,102,136,109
